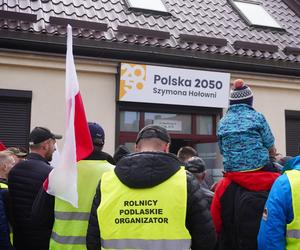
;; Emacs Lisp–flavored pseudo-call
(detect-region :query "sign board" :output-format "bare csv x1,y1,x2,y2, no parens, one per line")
119,63,230,108
153,119,182,131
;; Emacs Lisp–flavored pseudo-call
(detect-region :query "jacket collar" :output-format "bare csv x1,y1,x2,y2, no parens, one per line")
224,171,280,191
228,103,254,112
27,153,50,165
115,152,181,188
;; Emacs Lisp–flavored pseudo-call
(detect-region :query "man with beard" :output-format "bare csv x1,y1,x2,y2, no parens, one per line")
31,122,115,250
8,127,62,250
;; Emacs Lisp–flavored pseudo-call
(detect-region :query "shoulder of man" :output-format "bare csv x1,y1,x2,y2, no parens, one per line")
263,173,292,224
9,155,52,179
186,171,199,193
85,150,115,164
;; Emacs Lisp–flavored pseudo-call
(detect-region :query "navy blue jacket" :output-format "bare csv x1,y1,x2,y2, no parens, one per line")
0,188,13,250
8,153,53,250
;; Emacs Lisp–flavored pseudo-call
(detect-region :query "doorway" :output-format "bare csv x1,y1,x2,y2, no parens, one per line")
169,139,190,155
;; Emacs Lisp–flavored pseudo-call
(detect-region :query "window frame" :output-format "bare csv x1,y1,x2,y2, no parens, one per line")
0,89,32,149
229,0,284,30
124,0,171,15
116,102,221,149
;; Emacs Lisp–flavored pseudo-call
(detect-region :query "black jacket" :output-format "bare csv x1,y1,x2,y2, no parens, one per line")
8,153,53,250
85,149,115,165
86,152,217,250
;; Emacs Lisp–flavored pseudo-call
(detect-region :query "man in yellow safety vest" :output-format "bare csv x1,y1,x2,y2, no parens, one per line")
258,155,300,250
31,122,114,250
86,124,217,250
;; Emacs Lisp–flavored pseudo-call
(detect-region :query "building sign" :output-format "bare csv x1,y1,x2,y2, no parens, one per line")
153,119,182,131
119,63,230,108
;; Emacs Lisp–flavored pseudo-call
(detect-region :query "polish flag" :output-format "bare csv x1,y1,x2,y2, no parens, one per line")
44,25,94,207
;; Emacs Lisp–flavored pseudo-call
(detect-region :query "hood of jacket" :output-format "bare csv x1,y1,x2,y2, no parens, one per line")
282,155,300,173
115,151,182,188
224,170,280,191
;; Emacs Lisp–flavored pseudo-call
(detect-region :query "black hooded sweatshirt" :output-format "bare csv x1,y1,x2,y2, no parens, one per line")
86,152,217,250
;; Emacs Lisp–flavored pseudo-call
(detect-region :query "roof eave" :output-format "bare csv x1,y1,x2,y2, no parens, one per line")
0,30,299,77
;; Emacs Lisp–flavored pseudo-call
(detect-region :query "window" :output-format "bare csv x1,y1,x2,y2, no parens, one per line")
230,0,282,29
196,115,213,135
285,110,300,156
118,109,218,154
126,0,168,13
124,142,136,152
120,111,140,132
195,142,223,184
0,89,32,149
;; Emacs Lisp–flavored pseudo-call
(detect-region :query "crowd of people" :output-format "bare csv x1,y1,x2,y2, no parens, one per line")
0,79,299,250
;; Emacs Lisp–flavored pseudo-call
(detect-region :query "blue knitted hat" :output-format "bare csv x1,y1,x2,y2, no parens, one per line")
229,79,253,106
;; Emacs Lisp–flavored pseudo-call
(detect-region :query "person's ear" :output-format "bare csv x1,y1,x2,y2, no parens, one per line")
41,141,47,150
3,163,8,172
41,140,50,150
163,143,170,153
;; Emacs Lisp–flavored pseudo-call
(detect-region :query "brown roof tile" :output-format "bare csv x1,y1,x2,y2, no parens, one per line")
0,0,299,63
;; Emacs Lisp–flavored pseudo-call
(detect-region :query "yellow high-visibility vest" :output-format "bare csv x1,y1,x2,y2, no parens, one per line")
98,167,191,250
0,182,8,189
50,160,114,250
286,170,300,249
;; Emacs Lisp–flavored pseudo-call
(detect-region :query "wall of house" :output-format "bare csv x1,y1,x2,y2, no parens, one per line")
0,51,117,155
1,50,300,157
231,73,300,155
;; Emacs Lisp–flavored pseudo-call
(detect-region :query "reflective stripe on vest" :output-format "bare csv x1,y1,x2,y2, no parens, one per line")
0,182,8,189
52,232,86,245
50,160,114,250
55,211,90,221
98,167,191,250
101,238,191,250
287,230,300,238
286,170,300,249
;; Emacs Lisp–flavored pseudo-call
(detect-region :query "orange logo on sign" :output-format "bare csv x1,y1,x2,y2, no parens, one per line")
120,64,146,99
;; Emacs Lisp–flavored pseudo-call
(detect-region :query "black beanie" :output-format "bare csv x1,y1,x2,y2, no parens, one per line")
229,79,253,106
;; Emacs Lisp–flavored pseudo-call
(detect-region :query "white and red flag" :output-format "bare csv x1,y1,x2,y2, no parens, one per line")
44,25,93,207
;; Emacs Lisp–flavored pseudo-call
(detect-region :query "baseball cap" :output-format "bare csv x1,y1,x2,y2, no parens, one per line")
186,156,206,173
29,127,62,145
88,122,105,142
136,125,171,144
